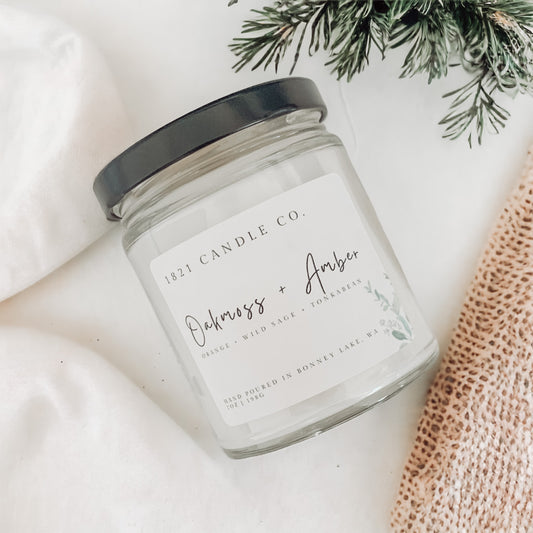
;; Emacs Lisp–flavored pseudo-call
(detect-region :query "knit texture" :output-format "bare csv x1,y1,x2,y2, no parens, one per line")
391,146,533,532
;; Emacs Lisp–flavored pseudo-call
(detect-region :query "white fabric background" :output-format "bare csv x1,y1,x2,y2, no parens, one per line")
1,1,532,532
0,5,131,301
0,328,265,532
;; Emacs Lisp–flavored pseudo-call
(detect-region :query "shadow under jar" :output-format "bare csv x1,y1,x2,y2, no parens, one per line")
94,78,438,458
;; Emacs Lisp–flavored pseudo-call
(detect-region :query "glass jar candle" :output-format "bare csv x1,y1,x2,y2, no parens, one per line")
94,78,438,458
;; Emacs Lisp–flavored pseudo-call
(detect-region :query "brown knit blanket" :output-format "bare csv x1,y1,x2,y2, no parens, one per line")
392,147,533,532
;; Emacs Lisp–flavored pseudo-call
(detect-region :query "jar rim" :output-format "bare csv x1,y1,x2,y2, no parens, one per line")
93,77,327,220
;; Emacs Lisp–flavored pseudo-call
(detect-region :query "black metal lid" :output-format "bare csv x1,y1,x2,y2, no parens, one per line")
93,77,327,220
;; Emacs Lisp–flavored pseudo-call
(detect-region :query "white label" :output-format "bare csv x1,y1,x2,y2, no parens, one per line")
151,174,413,426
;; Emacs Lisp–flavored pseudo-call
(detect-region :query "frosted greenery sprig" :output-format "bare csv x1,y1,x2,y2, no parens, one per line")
364,280,412,342
229,0,533,146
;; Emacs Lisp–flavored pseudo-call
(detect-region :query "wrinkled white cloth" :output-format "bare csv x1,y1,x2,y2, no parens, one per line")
0,5,131,301
0,327,258,533
0,11,265,532
0,8,260,532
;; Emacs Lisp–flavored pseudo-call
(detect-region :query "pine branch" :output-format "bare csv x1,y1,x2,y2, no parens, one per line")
389,3,456,83
455,1,533,96
442,1,533,144
324,1,390,80
230,0,533,145
229,2,334,74
439,70,511,147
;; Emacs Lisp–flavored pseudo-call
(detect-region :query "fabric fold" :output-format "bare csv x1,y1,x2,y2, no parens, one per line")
0,5,132,302
0,326,260,533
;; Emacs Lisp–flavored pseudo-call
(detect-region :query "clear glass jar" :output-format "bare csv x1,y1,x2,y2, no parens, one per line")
94,78,438,458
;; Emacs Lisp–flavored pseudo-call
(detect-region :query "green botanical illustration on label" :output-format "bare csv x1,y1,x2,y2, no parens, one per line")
365,276,413,345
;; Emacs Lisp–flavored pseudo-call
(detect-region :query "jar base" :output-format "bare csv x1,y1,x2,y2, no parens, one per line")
223,339,439,459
